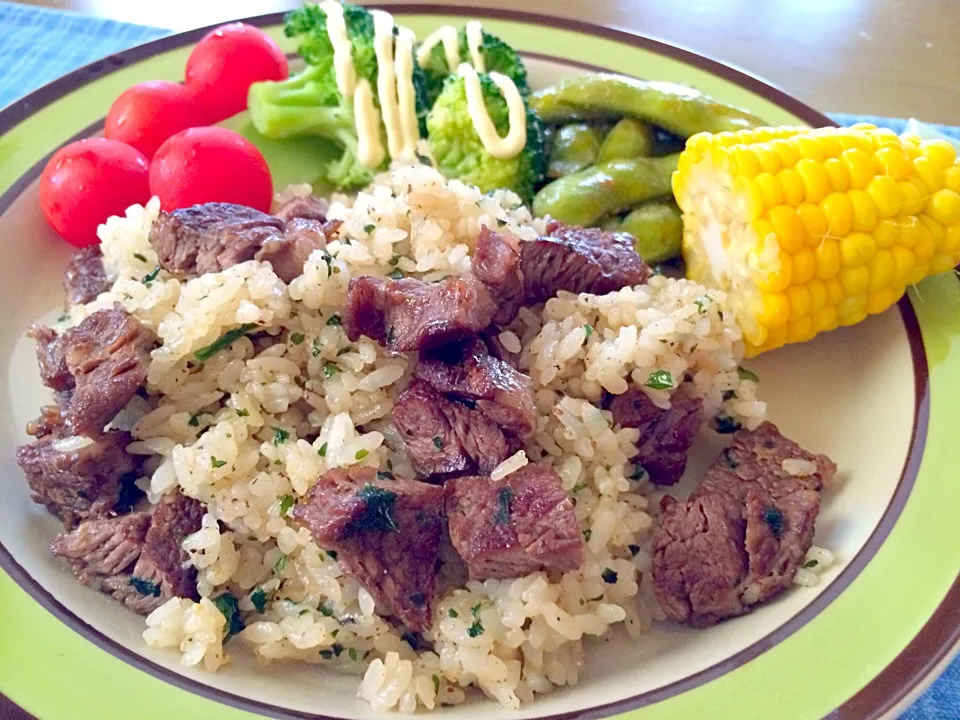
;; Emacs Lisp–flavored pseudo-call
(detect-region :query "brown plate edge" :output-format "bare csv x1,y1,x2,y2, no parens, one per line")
0,6,950,720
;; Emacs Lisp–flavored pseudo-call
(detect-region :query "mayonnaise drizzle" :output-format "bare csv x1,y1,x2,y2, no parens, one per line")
319,0,356,96
354,79,384,167
465,21,486,72
458,64,527,159
416,25,460,71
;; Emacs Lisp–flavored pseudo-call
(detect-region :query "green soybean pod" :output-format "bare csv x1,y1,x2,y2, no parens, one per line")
619,200,684,264
532,154,679,227
531,74,765,137
546,122,606,178
596,118,653,162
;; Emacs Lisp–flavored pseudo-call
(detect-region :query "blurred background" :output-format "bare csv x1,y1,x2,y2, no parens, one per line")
14,0,960,124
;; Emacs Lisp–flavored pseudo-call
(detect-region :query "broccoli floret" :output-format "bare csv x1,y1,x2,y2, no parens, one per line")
426,72,546,201
248,2,430,190
420,27,530,105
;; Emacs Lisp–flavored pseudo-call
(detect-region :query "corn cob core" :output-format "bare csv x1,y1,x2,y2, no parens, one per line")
673,124,960,356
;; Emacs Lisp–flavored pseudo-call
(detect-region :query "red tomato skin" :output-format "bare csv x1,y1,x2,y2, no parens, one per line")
185,23,288,122
39,138,151,247
149,127,273,212
104,80,208,159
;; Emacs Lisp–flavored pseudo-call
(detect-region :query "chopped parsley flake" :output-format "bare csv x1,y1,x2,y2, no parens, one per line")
326,550,338,560
738,366,759,383
318,442,328,457
319,604,334,617
388,255,401,266
212,593,245,638
326,314,342,326
128,577,160,597
279,495,295,516
388,269,404,280
336,346,352,356
187,414,200,427
432,436,443,450
311,337,324,357
290,332,305,345
274,554,287,573
348,648,359,662
601,568,618,584
582,324,594,340
571,482,587,493
133,252,148,262
355,449,369,460
273,427,290,444
194,324,256,362
352,484,399,533
210,457,227,469
694,296,711,313
583,529,592,542
713,415,742,434
644,370,674,391
363,224,376,233
448,609,459,618
250,587,269,613
803,559,819,569
433,675,440,693
299,608,310,616
493,487,513,525
323,362,340,378
236,407,250,417
467,620,484,638
141,266,161,284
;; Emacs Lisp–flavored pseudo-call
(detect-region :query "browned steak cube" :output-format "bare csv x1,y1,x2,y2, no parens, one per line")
273,195,330,222
29,325,72,394
50,512,150,587
149,202,285,276
520,221,651,303
607,387,704,486
123,489,204,614
59,306,154,437
393,379,511,480
255,218,341,283
445,464,584,580
26,404,65,439
652,422,836,627
293,467,446,631
472,226,524,325
415,339,537,441
345,274,497,352
63,245,110,307
17,430,141,528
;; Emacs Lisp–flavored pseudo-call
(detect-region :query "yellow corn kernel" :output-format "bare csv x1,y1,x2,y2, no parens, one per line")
757,292,790,328
866,176,902,218
771,139,801,167
841,148,877,188
891,245,915,279
898,178,926,215
897,216,920,248
913,222,935,262
874,219,899,248
865,287,896,315
795,158,831,204
733,176,765,221
943,224,960,253
868,249,895,291
849,189,878,232
709,146,732,175
787,317,816,344
929,254,958,275
840,266,870,295
913,156,944,191
813,306,838,333
823,157,850,192
764,325,788,351
825,277,845,305
944,165,960,194
808,279,828,312
755,172,783,207
768,206,806,253
786,285,811,320
905,263,929,285
732,147,762,177
792,247,817,285
777,168,805,206
840,232,877,267
927,188,960,226
820,192,853,237
797,203,828,244
837,294,867,326
875,146,912,180
921,139,957,168
754,253,793,293
815,239,841,278
920,215,945,250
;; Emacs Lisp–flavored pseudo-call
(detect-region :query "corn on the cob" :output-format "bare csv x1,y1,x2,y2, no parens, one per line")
673,123,960,356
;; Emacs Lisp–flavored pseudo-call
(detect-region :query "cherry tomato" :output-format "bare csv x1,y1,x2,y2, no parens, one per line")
105,80,208,159
185,23,288,122
39,138,150,247
149,127,273,212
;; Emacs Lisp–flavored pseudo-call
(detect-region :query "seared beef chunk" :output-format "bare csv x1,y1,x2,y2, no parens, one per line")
607,387,703,486
446,464,583,579
64,245,110,307
150,201,340,283
472,226,524,325
652,422,836,627
345,274,497,352
30,325,72,394
150,202,285,276
273,195,329,222
58,306,154,437
393,379,510,479
51,512,150,587
294,467,446,631
27,404,65,439
415,339,536,440
521,221,651,303
17,431,141,528
115,489,204,614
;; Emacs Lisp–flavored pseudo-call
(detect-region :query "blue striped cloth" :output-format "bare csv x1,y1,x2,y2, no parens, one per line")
0,2,956,718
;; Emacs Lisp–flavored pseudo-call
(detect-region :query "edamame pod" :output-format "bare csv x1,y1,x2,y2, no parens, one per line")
596,118,652,161
532,74,764,137
547,123,606,178
618,200,684,264
532,154,679,227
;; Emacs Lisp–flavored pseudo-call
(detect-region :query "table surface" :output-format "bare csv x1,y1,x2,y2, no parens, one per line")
16,0,960,125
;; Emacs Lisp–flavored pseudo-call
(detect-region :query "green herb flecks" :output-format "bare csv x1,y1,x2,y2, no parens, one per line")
273,427,290,445
348,648,359,662
363,224,376,233
388,269,404,280
737,366,759,383
250,587,269,613
236,408,250,417
447,609,459,618
326,550,338,560
128,577,161,597
212,593,245,639
290,332,305,345
194,324,257,363
582,324,594,342
583,529,592,542
323,362,340,378
187,413,200,427
133,252,148,263
279,495,295,516
355,449,369,460
210,457,227,469
319,604,334,617
467,620,484,638
644,370,674,391
326,314,342,326
802,559,819,569
388,255,401,266
141,266,161,285
352,484,399,533
493,487,514,525
571,481,587,493
318,442,328,457
694,296,711,313
274,554,287,573
311,337,324,357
